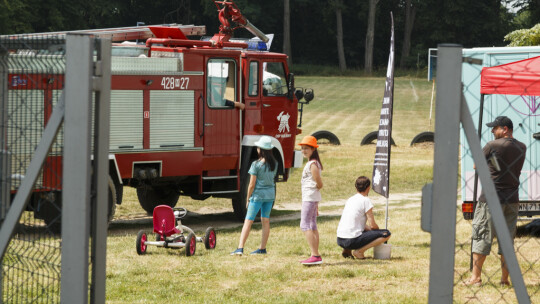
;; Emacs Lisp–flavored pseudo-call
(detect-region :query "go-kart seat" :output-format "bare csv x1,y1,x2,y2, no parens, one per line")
153,205,181,236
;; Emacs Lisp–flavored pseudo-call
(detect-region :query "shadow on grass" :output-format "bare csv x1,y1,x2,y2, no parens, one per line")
108,208,303,233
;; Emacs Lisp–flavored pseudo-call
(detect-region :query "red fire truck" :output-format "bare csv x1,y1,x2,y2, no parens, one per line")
4,1,313,226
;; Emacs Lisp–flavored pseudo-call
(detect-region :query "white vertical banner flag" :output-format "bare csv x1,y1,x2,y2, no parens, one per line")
372,13,394,198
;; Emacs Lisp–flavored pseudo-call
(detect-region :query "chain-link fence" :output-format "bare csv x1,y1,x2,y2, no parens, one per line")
0,36,67,303
454,48,540,303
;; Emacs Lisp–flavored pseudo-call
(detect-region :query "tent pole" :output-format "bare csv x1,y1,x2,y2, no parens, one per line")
429,79,435,127
472,93,485,203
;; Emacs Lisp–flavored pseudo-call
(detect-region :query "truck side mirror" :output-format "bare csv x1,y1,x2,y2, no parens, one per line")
287,73,295,99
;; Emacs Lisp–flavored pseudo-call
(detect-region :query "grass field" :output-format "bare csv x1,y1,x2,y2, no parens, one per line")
107,76,540,303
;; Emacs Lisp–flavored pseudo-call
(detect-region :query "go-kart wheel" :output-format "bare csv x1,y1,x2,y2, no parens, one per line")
204,227,216,250
136,230,148,255
185,232,196,256
156,234,164,242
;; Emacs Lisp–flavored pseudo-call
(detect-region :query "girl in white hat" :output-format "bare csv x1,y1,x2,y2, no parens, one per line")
231,136,277,255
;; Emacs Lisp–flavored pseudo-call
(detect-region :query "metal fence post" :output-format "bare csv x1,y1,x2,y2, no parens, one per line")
61,34,94,304
0,52,8,224
428,44,462,303
0,43,7,300
90,38,111,304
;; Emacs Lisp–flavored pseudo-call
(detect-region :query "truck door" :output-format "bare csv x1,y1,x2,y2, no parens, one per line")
260,61,297,157
203,58,241,156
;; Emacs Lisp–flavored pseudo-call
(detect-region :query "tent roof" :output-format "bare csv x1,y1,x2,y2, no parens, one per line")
481,55,540,96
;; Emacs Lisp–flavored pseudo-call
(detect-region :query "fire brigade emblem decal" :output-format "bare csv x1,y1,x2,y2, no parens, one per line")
276,111,292,138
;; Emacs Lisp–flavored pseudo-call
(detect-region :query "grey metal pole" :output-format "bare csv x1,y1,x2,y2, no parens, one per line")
61,34,94,304
428,44,462,303
0,53,9,223
90,38,111,304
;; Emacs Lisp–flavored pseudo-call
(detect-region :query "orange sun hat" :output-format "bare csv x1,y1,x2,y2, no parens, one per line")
298,135,319,148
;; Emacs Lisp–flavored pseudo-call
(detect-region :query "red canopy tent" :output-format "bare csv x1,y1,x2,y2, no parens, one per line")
471,55,540,217
481,55,540,96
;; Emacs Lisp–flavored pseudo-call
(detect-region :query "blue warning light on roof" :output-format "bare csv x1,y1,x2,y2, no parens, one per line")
246,40,267,51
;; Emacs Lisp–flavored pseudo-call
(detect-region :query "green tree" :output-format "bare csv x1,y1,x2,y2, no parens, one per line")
504,23,540,46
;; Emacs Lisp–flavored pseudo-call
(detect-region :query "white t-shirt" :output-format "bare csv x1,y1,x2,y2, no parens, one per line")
336,193,373,239
301,160,322,202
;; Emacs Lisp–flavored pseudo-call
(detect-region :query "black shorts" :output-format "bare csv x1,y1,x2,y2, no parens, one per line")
337,229,391,250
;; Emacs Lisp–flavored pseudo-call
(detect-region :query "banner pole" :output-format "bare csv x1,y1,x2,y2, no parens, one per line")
385,197,389,230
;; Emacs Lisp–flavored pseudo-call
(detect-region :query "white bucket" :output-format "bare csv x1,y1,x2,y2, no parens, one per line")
373,243,392,260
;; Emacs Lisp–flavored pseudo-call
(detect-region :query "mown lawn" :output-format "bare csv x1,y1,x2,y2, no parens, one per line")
108,76,539,303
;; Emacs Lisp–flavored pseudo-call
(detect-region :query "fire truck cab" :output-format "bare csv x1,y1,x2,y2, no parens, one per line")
112,34,304,219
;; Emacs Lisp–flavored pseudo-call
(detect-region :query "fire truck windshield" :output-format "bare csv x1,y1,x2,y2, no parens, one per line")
262,62,286,96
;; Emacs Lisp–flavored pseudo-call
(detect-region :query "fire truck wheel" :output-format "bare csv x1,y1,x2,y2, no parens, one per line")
232,147,256,221
360,131,396,146
136,185,180,215
410,131,434,146
107,176,117,222
37,176,117,234
37,192,62,235
232,177,249,221
311,130,341,145
113,178,123,205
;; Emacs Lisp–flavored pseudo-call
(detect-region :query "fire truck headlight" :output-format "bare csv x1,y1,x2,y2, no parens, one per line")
294,89,304,101
304,89,314,102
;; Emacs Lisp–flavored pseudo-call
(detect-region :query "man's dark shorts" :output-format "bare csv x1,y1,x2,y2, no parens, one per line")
337,229,391,250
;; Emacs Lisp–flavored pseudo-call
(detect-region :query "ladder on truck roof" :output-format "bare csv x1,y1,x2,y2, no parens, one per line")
0,24,206,42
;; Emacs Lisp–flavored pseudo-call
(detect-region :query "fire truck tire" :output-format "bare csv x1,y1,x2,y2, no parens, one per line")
360,131,396,146
39,176,117,234
38,192,62,234
136,185,179,215
232,172,249,221
232,149,255,221
114,178,123,205
410,131,434,146
107,177,117,222
311,130,341,145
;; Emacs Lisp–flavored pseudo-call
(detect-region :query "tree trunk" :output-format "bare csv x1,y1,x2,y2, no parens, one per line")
399,0,416,68
335,0,346,72
364,0,379,75
283,0,292,65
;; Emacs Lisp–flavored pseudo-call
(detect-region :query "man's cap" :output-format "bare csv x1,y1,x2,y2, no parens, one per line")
486,116,513,130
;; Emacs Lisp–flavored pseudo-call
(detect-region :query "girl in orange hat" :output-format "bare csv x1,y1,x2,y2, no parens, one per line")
298,135,324,265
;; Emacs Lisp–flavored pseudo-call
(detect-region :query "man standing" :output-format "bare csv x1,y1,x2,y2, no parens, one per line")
466,116,526,287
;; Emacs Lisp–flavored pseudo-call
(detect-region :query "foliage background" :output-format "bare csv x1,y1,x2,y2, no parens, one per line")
1,0,538,70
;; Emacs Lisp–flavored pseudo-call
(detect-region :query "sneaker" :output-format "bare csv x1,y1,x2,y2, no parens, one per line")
230,248,244,256
250,248,267,255
300,256,323,265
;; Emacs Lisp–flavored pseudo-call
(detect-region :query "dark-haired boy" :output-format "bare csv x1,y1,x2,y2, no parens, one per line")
337,176,391,259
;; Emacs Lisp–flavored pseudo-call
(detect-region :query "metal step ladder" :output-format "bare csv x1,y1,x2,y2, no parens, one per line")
201,175,239,195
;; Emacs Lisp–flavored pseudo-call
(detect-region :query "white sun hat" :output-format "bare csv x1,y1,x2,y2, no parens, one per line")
254,136,274,150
